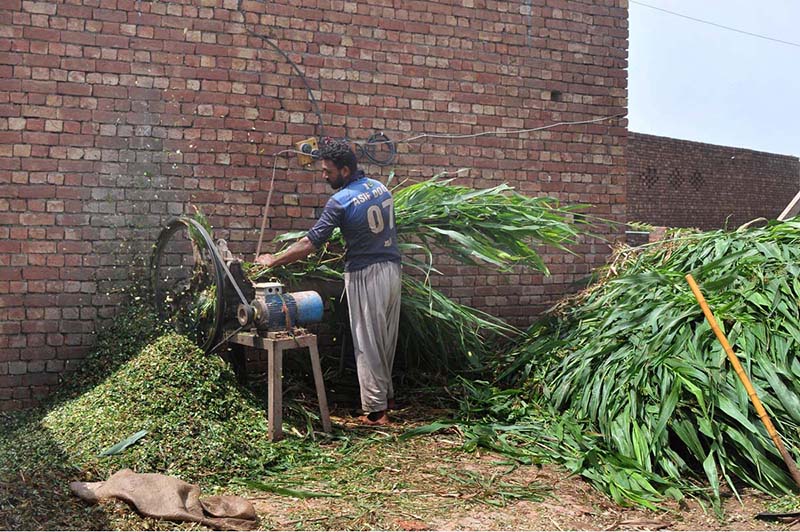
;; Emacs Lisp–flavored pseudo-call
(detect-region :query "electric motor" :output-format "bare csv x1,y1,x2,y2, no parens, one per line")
237,283,324,331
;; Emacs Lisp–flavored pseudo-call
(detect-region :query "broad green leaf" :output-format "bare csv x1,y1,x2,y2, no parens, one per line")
98,430,148,457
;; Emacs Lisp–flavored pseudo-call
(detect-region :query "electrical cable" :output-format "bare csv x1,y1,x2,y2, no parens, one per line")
631,0,800,49
358,131,397,166
235,0,326,138
395,113,626,143
254,114,624,259
234,3,623,168
349,113,626,153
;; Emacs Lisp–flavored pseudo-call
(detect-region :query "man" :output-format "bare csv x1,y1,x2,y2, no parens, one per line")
256,138,401,426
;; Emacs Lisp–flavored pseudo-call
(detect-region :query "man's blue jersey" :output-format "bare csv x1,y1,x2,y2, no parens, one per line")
307,173,401,272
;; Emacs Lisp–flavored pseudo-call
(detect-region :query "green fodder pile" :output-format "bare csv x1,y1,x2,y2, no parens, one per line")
1,304,330,493
41,333,281,484
537,222,800,502
432,221,800,510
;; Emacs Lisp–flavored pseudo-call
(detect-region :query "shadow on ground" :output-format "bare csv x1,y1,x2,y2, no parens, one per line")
0,412,112,530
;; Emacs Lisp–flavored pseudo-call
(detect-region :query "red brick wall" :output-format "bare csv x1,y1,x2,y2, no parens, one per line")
627,132,800,230
0,0,628,410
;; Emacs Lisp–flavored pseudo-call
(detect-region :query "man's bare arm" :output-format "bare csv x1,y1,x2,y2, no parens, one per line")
255,236,316,268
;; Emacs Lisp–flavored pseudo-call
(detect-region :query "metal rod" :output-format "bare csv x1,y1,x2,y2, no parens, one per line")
255,154,285,261
254,181,275,261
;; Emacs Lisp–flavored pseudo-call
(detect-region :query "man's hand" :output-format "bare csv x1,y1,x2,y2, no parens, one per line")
254,237,315,269
255,253,276,267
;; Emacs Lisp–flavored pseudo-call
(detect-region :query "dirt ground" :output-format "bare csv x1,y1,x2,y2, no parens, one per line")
5,403,800,531
243,408,800,531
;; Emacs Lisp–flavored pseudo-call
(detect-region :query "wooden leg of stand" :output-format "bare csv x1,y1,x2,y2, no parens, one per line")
308,342,332,433
268,342,283,441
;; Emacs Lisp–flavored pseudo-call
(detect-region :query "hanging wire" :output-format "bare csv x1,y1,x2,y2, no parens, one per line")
235,0,325,138
253,112,626,263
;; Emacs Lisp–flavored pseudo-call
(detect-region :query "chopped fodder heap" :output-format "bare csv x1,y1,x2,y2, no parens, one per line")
42,333,281,485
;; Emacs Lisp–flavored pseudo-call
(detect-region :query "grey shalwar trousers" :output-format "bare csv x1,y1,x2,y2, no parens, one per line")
345,260,401,413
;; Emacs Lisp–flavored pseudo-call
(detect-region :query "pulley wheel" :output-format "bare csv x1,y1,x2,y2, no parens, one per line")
150,217,225,352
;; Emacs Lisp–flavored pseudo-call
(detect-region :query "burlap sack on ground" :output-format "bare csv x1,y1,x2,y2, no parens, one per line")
70,468,257,530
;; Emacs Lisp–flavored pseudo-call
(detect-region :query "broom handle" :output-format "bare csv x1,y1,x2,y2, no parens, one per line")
686,274,800,489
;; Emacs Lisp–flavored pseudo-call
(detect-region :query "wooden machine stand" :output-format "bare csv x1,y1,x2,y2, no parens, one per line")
230,328,332,441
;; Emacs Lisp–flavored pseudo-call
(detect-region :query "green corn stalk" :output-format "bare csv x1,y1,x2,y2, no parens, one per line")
393,177,587,276
476,221,800,508
250,174,587,372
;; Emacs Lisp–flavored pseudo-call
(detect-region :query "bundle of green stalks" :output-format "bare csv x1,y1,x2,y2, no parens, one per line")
253,175,587,372
393,178,583,274
483,221,800,508
394,178,587,371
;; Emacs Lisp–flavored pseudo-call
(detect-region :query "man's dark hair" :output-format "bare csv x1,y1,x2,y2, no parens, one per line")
318,137,358,174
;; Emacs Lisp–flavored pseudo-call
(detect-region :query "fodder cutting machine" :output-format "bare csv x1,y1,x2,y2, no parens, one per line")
150,216,331,440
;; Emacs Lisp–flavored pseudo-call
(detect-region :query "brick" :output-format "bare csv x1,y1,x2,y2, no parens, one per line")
0,268,22,281
60,30,95,46
96,59,130,74
61,58,96,71
22,266,58,280
46,359,64,372
22,1,56,15
23,26,59,42
58,82,93,96
8,361,26,375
